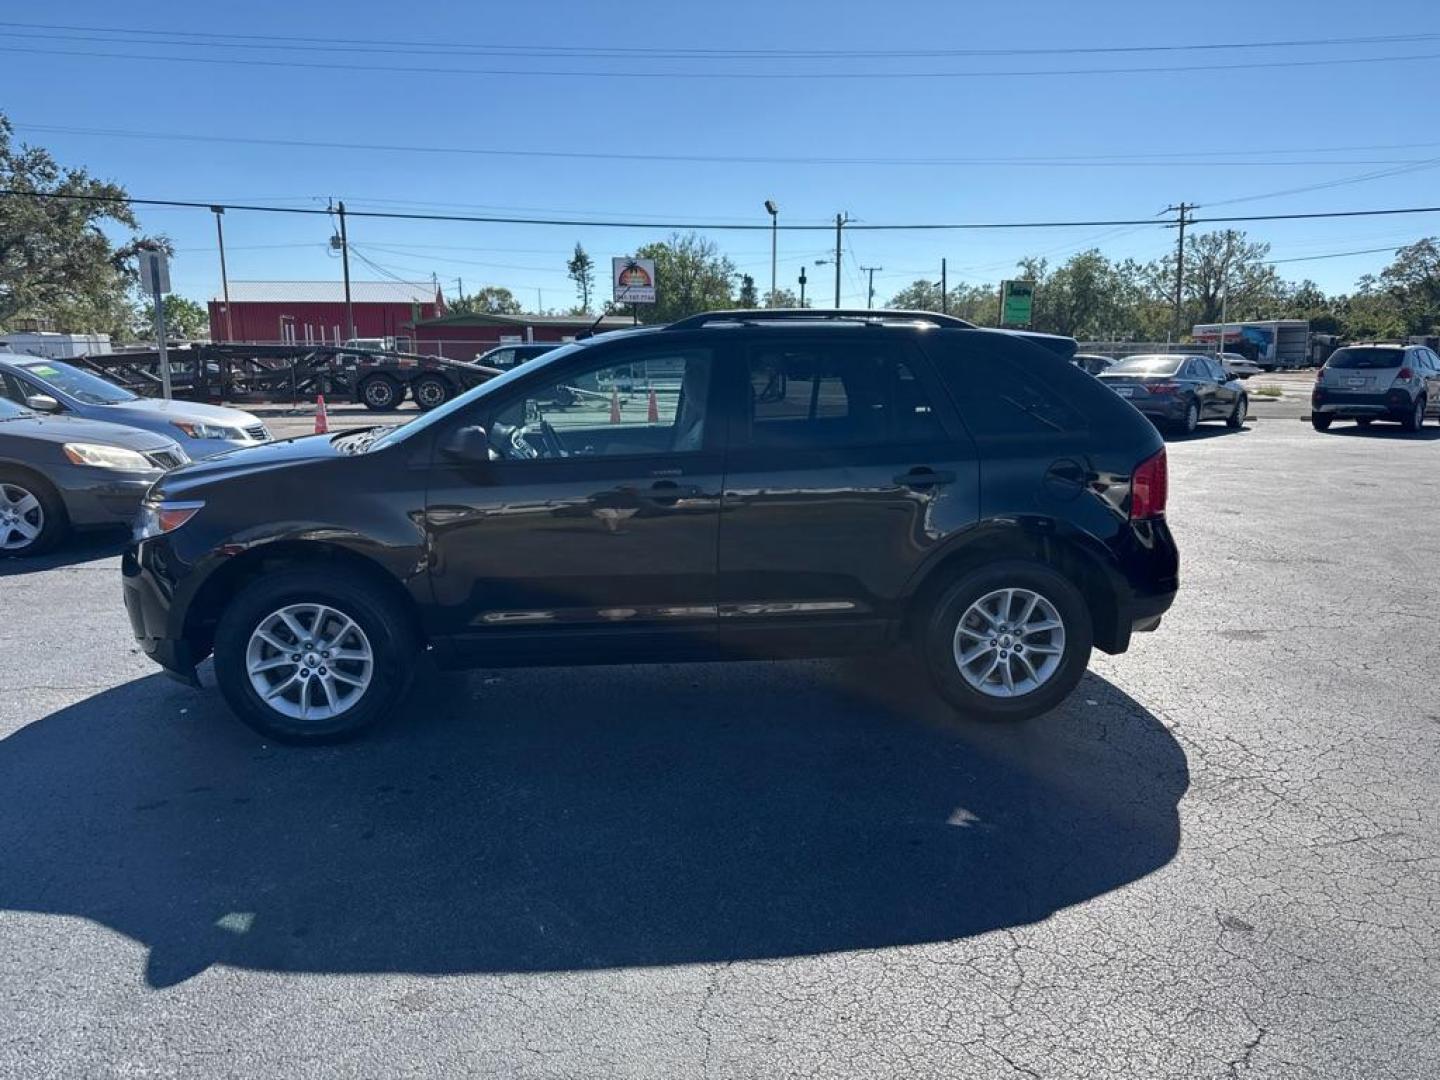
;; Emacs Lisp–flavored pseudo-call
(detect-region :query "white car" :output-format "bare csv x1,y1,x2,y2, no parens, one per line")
1217,352,1262,379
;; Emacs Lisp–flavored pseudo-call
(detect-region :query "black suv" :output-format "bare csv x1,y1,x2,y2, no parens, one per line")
122,311,1178,743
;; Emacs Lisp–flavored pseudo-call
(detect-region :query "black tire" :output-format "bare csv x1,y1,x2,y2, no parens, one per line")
1311,414,1333,431
412,374,452,412
1174,399,1199,436
0,469,69,558
1401,396,1425,433
1226,395,1247,429
212,568,419,744
358,374,403,412
920,560,1093,723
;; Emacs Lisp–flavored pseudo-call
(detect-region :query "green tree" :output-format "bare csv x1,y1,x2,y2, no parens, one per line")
888,280,998,324
566,242,595,313
765,287,799,308
138,294,209,340
450,286,523,315
630,232,737,324
0,113,165,338
1376,238,1440,334
737,274,759,307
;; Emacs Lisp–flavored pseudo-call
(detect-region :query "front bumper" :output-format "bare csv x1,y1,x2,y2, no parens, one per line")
57,470,162,528
122,540,202,684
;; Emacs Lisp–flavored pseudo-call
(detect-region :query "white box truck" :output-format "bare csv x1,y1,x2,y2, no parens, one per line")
1191,320,1312,370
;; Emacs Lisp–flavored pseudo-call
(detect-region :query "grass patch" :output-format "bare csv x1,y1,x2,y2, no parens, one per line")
1251,384,1284,398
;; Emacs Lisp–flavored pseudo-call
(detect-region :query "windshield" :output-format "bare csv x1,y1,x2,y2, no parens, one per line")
0,397,35,421
1326,347,1405,370
368,339,594,451
1107,355,1182,376
19,360,138,405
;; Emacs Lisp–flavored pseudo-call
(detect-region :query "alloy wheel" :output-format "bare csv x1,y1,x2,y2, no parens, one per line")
245,603,374,721
0,483,43,551
952,587,1066,699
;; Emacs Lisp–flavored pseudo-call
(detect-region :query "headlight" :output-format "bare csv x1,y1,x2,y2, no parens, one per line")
62,442,153,471
173,421,245,441
134,499,204,541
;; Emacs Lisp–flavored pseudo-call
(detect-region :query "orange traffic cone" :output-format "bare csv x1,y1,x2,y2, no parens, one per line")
647,388,659,423
314,393,329,435
609,389,621,424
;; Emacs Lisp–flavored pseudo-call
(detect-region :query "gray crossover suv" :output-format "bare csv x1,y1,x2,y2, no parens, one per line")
1311,344,1440,431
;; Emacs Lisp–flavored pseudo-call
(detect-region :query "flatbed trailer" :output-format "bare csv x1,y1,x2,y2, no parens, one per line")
72,344,501,410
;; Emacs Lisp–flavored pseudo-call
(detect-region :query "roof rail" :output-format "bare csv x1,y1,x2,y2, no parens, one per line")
664,308,975,331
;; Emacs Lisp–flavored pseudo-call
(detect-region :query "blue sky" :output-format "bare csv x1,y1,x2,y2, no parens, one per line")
5,0,1440,309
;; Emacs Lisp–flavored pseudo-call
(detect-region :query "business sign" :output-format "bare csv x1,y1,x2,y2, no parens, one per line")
613,257,657,304
137,249,171,295
1000,280,1034,327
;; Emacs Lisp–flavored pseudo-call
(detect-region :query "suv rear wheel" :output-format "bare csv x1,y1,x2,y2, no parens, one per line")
213,568,418,744
1401,396,1425,433
1311,414,1333,431
921,560,1093,722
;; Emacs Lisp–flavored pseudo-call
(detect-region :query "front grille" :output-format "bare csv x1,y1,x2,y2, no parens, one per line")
145,448,190,471
245,423,271,442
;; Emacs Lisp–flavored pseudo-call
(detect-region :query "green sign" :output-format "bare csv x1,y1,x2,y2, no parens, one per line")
1000,280,1036,327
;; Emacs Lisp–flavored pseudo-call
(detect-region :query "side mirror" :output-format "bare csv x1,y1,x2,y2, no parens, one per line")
441,424,490,462
25,394,60,413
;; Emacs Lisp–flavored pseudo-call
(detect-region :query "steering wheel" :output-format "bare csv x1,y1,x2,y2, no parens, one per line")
536,419,567,459
504,423,538,460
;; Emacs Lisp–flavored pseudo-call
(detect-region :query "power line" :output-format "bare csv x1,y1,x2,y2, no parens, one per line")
2,20,1434,59
6,187,1440,232
18,122,1440,171
9,42,1440,80
1268,244,1404,265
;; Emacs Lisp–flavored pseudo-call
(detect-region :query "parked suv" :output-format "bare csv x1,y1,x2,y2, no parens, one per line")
1311,343,1440,431
122,310,1179,743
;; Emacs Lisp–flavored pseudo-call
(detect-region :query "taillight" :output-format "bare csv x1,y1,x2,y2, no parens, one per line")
1396,367,1414,381
1146,382,1180,395
1130,449,1168,520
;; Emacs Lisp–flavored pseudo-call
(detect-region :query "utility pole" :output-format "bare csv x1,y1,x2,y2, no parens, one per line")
334,200,355,342
798,266,807,308
211,206,234,342
1165,202,1194,344
833,212,849,308
941,258,948,315
764,200,779,306
861,266,883,309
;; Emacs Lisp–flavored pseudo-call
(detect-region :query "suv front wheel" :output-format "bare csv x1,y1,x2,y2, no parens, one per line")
213,568,418,744
921,561,1093,722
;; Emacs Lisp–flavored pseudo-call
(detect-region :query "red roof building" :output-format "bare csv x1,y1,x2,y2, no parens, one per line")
209,281,445,344
409,311,637,361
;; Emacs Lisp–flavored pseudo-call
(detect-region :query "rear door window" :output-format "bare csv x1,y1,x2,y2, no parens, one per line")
743,341,950,449
928,334,1088,437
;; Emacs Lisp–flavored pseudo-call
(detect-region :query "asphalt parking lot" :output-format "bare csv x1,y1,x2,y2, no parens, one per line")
1,417,1437,1079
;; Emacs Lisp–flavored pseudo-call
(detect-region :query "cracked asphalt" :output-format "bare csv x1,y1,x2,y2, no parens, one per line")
0,418,1436,1079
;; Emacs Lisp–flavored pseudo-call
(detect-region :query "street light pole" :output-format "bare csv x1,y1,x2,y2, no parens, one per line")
764,200,778,307
833,212,849,308
211,205,234,342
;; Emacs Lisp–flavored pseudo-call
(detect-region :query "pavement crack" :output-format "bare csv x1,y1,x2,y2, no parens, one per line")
1226,1020,1268,1078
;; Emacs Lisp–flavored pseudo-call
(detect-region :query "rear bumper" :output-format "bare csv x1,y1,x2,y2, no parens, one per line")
1312,388,1413,417
1119,395,1188,422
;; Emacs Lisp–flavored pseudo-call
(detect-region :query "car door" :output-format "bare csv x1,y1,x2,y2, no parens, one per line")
1422,349,1440,414
714,333,978,657
425,337,727,666
1203,357,1239,414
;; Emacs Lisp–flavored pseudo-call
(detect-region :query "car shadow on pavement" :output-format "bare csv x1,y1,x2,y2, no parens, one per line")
0,530,127,576
1163,424,1252,442
1315,424,1440,440
0,658,1188,987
